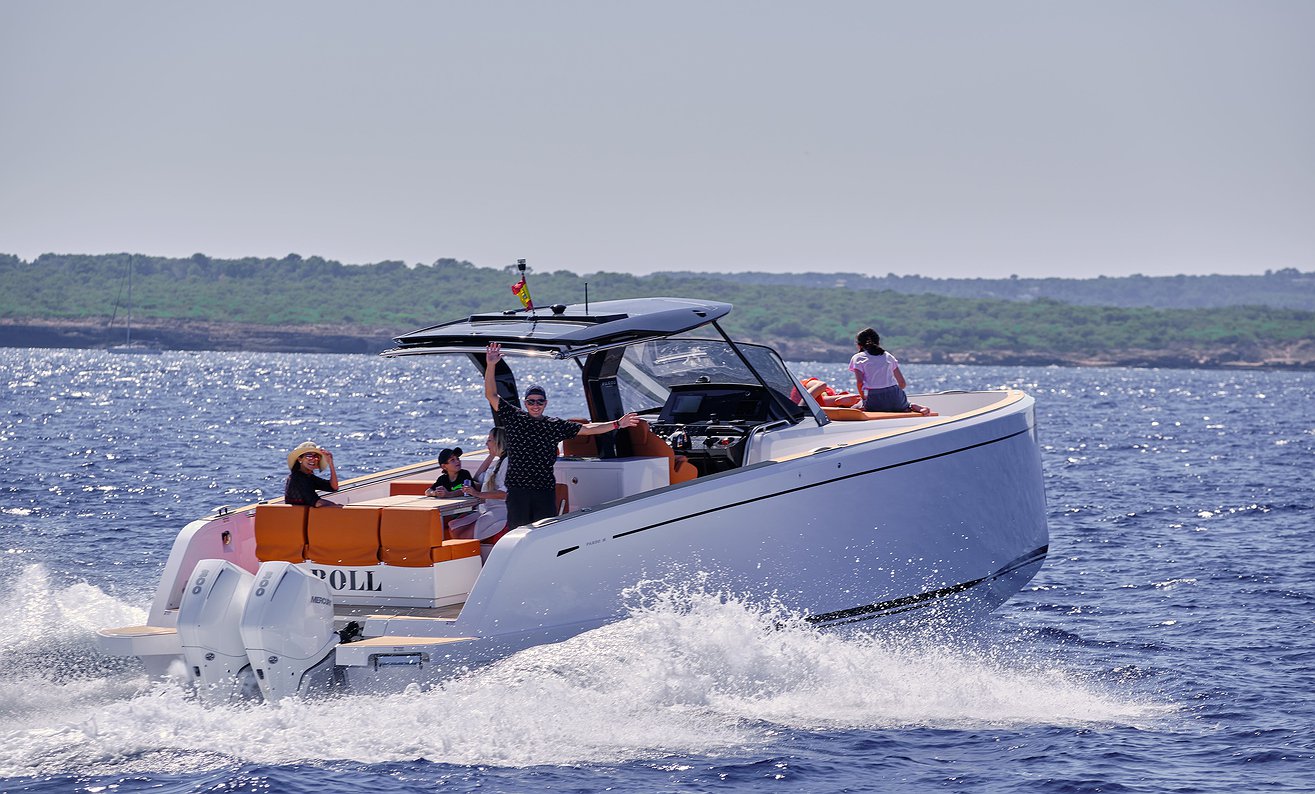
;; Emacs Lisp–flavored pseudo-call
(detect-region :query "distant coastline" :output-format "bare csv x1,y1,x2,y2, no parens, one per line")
4,317,1311,370
5,254,1314,370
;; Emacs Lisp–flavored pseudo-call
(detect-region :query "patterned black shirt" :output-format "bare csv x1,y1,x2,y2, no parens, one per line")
495,399,582,489
285,468,334,506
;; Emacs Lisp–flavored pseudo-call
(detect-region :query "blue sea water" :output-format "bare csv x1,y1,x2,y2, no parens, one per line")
0,349,1312,793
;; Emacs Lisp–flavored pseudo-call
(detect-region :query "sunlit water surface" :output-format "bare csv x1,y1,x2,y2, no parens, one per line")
1,350,1311,792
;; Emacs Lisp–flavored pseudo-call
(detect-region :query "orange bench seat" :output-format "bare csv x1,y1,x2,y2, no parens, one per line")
380,504,447,567
259,500,480,568
254,504,308,562
306,505,381,566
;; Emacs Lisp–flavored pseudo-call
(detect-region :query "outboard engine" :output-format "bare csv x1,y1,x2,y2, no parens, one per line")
176,559,260,703
239,561,339,701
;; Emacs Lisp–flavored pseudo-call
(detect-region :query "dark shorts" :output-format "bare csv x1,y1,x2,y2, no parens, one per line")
507,486,559,528
863,385,911,413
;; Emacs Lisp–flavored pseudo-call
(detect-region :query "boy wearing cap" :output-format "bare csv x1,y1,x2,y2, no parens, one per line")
484,342,641,526
426,447,473,498
284,441,341,507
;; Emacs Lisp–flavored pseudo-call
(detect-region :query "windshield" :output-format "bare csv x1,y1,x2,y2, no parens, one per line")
616,337,810,421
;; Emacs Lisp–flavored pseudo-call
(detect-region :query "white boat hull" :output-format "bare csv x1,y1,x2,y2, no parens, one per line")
442,392,1045,654
98,389,1047,694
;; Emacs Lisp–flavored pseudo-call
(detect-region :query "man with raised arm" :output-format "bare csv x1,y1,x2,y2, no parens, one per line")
484,341,640,527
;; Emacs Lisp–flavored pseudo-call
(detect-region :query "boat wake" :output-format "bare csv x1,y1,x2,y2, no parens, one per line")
0,565,1169,776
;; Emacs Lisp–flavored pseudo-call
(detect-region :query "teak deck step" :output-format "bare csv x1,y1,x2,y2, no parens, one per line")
96,624,182,656
821,405,939,421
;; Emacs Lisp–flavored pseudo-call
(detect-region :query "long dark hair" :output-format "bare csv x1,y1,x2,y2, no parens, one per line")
487,427,507,481
856,327,885,355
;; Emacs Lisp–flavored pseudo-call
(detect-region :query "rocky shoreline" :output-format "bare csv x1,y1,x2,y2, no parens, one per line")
3,317,1312,370
0,317,395,355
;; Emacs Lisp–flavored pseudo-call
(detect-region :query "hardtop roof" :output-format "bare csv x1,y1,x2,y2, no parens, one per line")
384,297,732,358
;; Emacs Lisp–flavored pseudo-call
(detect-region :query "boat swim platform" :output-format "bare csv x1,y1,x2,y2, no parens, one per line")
334,634,477,667
96,624,181,656
335,601,464,621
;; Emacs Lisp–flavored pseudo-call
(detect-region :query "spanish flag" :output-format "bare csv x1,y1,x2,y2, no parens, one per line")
511,278,533,310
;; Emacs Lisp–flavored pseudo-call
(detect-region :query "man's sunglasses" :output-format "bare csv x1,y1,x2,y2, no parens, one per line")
525,398,547,405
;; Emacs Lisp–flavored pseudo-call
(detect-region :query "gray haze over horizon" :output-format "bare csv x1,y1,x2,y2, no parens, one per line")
2,1,1312,280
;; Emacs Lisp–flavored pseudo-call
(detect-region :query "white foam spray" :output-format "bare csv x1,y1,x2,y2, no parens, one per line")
0,568,1169,777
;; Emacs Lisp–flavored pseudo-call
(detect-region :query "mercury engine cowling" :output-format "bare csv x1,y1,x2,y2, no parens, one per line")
176,559,260,702
239,561,339,701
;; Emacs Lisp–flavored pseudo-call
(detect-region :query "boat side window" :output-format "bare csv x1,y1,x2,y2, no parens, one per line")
618,338,809,424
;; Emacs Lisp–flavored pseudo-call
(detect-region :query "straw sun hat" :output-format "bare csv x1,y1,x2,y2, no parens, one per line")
287,441,328,470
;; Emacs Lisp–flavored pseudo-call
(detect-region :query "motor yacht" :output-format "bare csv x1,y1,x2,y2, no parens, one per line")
97,297,1049,701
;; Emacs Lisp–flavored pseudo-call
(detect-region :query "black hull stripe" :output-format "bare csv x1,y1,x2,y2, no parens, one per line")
805,545,1049,627
605,426,1032,542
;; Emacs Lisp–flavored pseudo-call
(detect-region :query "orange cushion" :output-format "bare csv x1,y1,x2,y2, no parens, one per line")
306,506,381,566
389,479,433,496
379,504,448,567
439,539,481,561
560,418,596,456
627,422,672,459
254,504,308,562
628,423,696,483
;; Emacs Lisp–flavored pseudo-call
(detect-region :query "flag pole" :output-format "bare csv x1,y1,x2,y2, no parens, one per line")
510,258,535,314
518,258,533,313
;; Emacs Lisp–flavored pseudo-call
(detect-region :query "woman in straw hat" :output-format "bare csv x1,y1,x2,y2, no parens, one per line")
284,441,341,507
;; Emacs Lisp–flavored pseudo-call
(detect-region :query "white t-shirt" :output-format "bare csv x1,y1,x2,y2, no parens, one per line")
848,350,900,391
472,456,509,539
481,456,508,497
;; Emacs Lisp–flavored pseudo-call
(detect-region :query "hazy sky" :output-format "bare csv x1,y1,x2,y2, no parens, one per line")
2,1,1312,279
